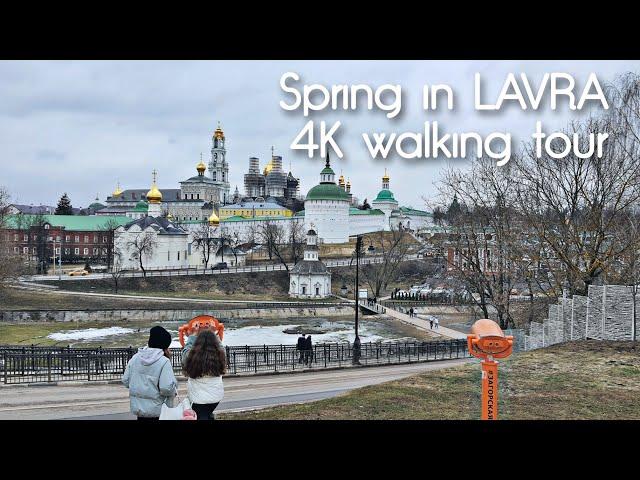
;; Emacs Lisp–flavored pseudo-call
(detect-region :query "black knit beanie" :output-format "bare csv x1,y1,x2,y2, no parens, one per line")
148,326,172,350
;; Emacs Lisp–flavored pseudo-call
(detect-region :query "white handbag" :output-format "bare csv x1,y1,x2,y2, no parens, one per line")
159,396,192,420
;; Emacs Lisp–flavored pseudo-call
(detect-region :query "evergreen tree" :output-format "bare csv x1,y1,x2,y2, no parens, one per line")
55,193,73,215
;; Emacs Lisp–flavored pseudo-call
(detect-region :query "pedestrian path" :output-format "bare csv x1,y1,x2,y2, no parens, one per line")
373,302,467,340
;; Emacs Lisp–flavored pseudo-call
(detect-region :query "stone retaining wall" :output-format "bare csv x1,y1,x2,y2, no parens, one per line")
0,306,353,323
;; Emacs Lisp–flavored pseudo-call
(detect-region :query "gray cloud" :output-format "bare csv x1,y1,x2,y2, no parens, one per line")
1,60,638,209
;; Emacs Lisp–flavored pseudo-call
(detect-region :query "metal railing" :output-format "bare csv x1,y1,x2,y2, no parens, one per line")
0,339,469,384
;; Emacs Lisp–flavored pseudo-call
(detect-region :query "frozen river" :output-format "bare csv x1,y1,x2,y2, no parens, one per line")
44,316,419,348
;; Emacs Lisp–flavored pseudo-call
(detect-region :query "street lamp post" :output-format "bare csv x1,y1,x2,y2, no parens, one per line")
353,235,375,365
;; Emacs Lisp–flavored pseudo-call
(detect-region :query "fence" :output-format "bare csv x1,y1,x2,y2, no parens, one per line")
523,284,638,351
0,339,470,385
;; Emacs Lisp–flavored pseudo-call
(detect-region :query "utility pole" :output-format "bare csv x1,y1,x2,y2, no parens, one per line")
353,235,362,365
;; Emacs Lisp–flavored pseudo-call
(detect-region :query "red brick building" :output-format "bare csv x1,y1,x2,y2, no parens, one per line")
2,215,130,269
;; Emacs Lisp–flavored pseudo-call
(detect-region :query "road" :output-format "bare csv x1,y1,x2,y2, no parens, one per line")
0,359,471,420
23,254,422,282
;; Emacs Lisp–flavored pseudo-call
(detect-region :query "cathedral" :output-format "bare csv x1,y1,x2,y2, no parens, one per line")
100,124,230,222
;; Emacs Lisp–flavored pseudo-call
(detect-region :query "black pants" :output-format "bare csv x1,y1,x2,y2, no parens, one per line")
191,402,220,420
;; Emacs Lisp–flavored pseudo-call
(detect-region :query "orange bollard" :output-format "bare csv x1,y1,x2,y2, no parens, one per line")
467,319,513,420
178,315,225,347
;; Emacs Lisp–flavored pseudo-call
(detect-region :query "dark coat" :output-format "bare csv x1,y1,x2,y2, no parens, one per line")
296,336,306,350
304,337,312,350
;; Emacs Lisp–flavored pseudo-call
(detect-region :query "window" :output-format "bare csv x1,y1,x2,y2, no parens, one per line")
65,248,70,255
74,248,79,255
66,236,70,242
44,224,50,230
191,194,194,199
177,251,180,260
14,247,18,253
23,247,28,254
55,247,60,254
94,236,98,243
103,236,107,243
83,248,89,255
316,287,320,296
84,235,89,243
75,236,80,243
168,251,170,261
56,236,61,242
14,234,18,241
23,234,28,241
93,248,99,255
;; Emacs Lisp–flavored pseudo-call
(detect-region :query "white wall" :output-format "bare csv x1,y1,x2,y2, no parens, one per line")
115,225,189,271
304,199,350,243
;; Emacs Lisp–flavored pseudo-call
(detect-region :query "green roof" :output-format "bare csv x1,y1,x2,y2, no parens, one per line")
134,200,149,212
89,202,105,210
400,206,432,217
294,210,305,217
306,183,350,202
320,167,335,175
373,189,397,202
349,207,385,215
4,214,131,231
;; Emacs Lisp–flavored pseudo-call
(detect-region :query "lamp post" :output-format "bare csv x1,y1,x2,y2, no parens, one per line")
353,235,375,365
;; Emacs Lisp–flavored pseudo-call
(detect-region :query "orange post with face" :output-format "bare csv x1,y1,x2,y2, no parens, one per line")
467,319,513,420
178,315,225,347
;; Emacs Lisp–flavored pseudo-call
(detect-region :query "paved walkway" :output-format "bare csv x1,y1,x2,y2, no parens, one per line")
0,359,472,419
374,302,467,339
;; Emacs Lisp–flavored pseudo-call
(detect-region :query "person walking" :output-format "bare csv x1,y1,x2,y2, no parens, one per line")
429,318,434,329
409,307,414,318
434,318,439,330
304,334,313,366
122,326,177,420
181,329,226,420
296,333,306,364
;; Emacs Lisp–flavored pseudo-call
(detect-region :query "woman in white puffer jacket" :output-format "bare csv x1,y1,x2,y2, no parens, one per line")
181,329,226,420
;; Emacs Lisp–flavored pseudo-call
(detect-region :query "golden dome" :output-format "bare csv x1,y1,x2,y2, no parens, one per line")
208,210,220,226
263,159,274,176
197,160,206,174
112,183,123,197
346,179,351,187
382,168,390,182
213,121,224,140
338,175,345,186
146,170,162,204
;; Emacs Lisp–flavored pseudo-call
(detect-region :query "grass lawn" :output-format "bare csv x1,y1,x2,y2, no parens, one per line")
221,340,640,420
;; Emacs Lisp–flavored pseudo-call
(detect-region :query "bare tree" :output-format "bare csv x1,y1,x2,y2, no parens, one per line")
254,219,290,271
99,218,122,270
438,155,520,328
360,228,412,298
191,221,217,269
289,218,306,265
0,187,22,288
109,248,126,293
512,113,640,296
126,231,157,278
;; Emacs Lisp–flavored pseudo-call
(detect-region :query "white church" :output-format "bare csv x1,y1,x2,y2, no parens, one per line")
288,228,331,298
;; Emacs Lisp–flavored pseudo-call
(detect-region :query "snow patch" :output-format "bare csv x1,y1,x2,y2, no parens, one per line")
48,327,135,341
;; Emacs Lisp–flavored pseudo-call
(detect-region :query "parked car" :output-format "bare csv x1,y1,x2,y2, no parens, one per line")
68,269,89,276
211,262,228,270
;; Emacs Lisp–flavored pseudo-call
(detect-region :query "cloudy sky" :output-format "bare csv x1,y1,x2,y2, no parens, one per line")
1,60,638,210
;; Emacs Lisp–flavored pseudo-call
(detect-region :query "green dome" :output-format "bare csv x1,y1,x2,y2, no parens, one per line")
134,200,149,212
306,183,350,202
374,189,396,202
320,167,335,175
89,202,105,210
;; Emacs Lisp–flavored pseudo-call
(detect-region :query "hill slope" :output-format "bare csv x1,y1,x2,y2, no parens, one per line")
222,341,640,420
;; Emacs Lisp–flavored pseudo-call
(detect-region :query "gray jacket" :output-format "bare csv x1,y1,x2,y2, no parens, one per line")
122,347,177,418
